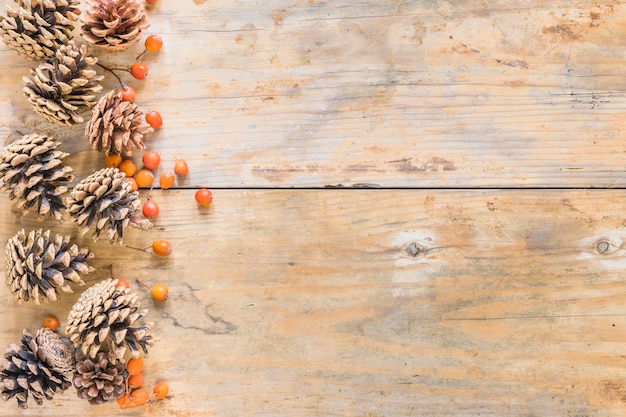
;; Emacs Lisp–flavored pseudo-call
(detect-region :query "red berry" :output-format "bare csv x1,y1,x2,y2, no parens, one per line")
174,159,189,177
145,34,163,52
152,239,172,256
43,317,60,332
130,63,149,80
120,86,136,101
146,110,163,128
116,278,130,289
142,150,161,169
142,199,159,218
195,188,213,206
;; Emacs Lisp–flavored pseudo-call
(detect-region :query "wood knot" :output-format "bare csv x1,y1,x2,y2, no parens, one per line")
405,242,425,257
596,240,610,254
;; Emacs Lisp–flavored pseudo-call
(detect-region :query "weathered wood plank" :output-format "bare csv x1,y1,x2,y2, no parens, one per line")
1,189,626,416
2,0,626,187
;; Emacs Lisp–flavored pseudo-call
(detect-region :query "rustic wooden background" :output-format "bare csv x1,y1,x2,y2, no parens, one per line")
1,0,626,416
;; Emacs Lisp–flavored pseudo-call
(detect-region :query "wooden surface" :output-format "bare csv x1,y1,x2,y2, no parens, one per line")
1,0,626,416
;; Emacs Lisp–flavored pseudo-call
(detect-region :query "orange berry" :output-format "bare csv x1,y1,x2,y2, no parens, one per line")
146,110,163,129
127,177,139,192
116,278,130,289
153,381,169,399
131,388,150,406
42,316,60,332
142,199,159,219
173,159,188,177
120,86,136,102
145,34,163,52
142,150,161,170
130,62,149,80
127,357,144,376
117,393,133,409
151,284,169,301
159,172,175,189
128,372,144,388
105,154,123,168
119,159,137,177
195,188,213,206
135,169,154,187
152,239,172,256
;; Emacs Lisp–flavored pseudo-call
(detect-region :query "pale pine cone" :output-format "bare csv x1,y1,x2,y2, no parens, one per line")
81,0,150,50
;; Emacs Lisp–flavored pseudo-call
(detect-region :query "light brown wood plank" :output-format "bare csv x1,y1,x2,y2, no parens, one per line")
2,0,626,187
1,189,626,415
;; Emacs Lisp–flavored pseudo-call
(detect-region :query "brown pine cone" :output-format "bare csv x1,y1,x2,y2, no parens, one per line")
0,328,75,409
66,278,156,360
81,0,150,50
23,40,104,126
0,0,80,60
86,90,153,156
73,352,127,404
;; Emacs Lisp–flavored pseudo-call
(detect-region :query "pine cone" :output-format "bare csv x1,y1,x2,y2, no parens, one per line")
66,167,148,243
0,133,74,220
0,328,75,409
81,0,149,51
5,228,94,304
73,352,127,405
23,40,104,126
0,0,80,60
86,89,153,156
66,278,156,360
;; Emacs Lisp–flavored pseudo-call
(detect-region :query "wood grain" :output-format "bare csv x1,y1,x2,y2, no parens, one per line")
0,190,626,416
1,0,626,187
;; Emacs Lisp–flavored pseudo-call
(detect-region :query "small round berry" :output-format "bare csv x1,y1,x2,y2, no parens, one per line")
195,188,213,206
174,159,189,177
117,393,132,409
151,284,169,301
120,86,136,101
119,159,137,177
127,357,144,375
145,34,163,52
142,150,161,169
127,177,139,192
135,169,154,187
42,317,60,332
153,381,169,399
146,0,156,3
130,63,149,80
105,154,123,168
142,199,159,219
152,239,172,256
159,172,175,189
128,372,144,388
116,278,131,289
146,110,163,129
131,388,150,406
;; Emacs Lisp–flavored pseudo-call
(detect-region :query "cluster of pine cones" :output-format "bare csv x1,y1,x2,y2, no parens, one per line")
0,0,160,409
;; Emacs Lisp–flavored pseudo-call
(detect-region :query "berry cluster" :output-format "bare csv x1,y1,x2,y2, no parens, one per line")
117,357,169,410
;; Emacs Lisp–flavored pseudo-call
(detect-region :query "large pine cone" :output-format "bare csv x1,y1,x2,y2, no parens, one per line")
81,0,149,51
0,328,75,409
66,167,148,243
0,0,80,60
23,40,104,126
5,228,94,304
0,133,74,220
86,89,153,156
74,352,127,404
66,278,156,360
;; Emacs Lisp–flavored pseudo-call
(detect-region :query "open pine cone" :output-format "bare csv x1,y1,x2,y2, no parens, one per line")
0,328,75,409
66,278,156,360
81,0,149,50
86,89,153,156
0,0,80,60
0,133,74,220
66,167,149,243
74,352,127,404
23,40,104,126
5,228,94,304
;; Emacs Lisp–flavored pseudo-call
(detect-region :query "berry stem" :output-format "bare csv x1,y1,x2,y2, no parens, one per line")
96,62,131,89
136,49,147,61
110,264,116,278
136,279,151,291
126,244,151,253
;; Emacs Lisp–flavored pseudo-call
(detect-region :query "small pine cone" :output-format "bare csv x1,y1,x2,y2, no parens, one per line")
86,90,153,156
67,167,149,243
5,228,94,304
81,0,149,51
23,40,104,126
0,328,75,409
0,0,80,60
66,278,156,360
73,352,127,405
0,133,74,220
